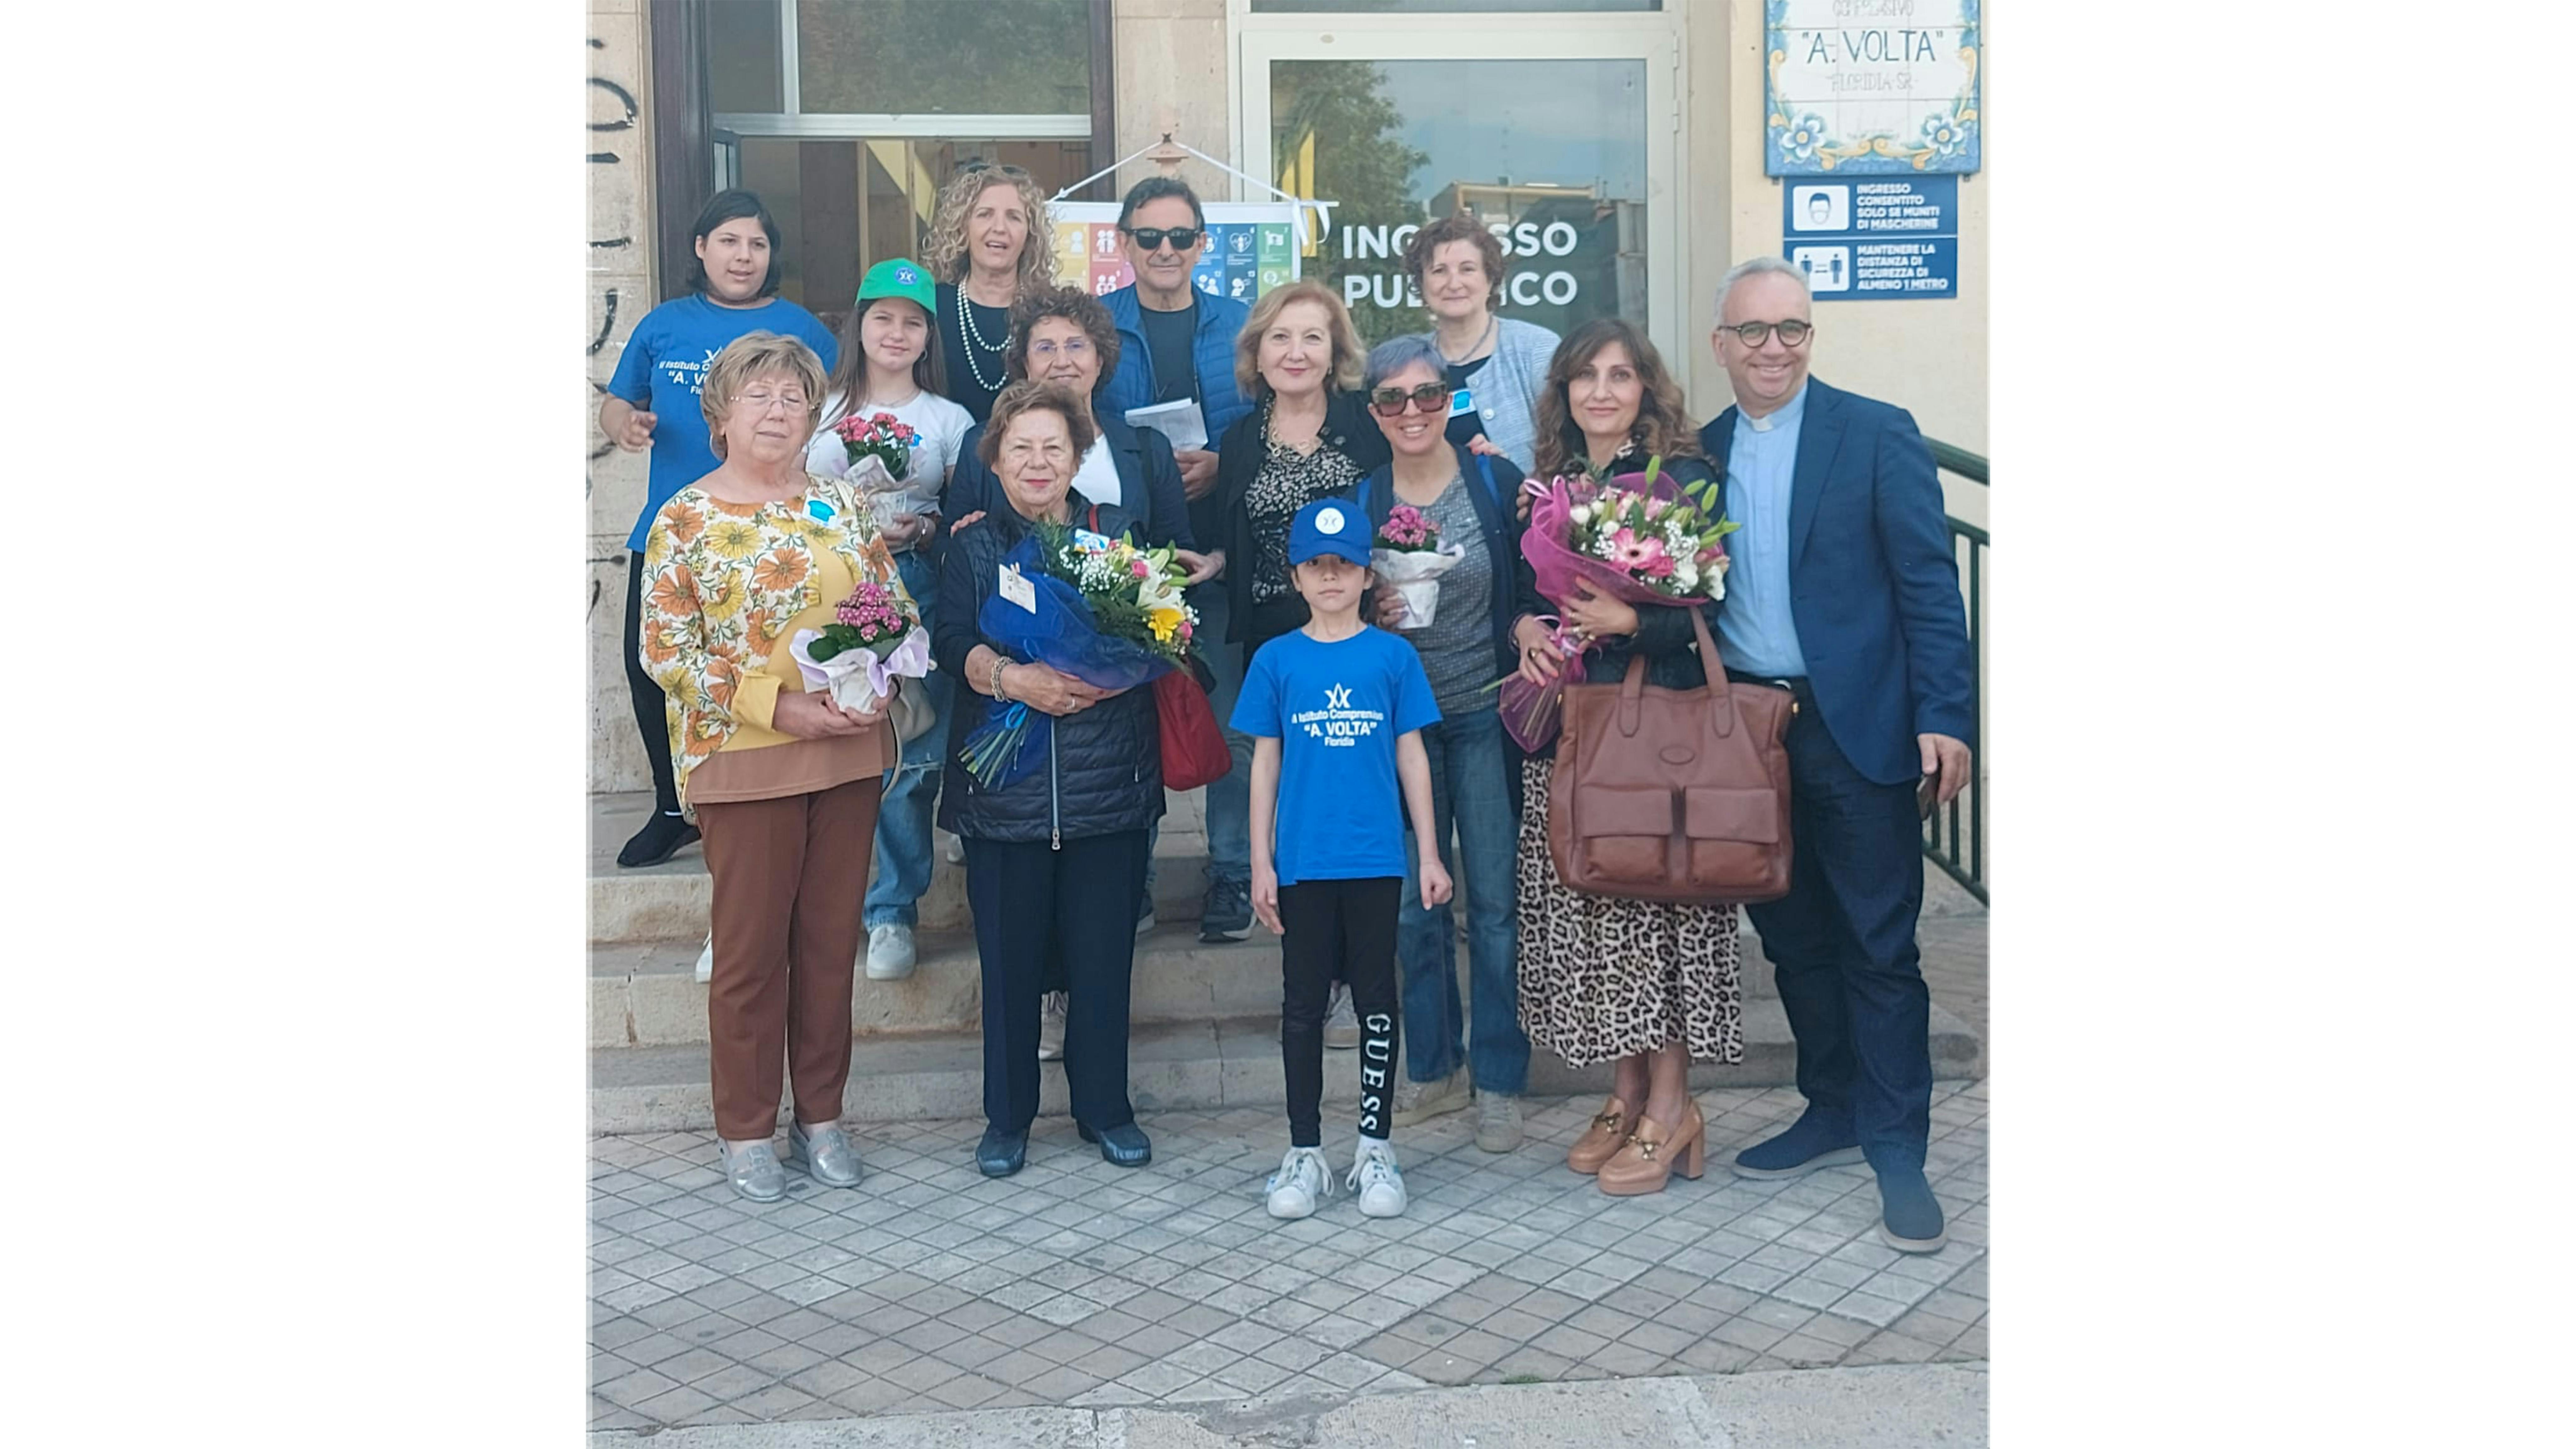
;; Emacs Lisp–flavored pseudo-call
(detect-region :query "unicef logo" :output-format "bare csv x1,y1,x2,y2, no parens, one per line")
1316,506,1347,535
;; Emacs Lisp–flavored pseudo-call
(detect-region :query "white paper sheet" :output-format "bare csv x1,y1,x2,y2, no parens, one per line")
1122,397,1209,454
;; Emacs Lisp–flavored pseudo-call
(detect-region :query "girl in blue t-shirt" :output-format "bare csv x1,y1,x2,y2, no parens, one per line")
1234,499,1451,1221
599,190,839,869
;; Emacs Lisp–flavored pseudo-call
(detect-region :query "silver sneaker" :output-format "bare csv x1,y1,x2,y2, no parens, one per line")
1038,991,1067,1061
1391,1068,1471,1128
1264,1145,1334,1219
787,1120,863,1187
1348,1138,1408,1217
1322,983,1361,1050
865,923,916,981
1474,1092,1524,1153
721,1140,787,1203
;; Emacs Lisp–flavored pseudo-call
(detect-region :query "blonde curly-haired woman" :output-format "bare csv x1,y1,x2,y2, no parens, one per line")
925,162,1060,423
639,331,909,1204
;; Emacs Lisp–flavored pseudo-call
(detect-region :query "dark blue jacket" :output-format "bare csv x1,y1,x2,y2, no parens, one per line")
1098,283,1255,445
931,493,1165,843
943,412,1196,557
1700,377,1974,786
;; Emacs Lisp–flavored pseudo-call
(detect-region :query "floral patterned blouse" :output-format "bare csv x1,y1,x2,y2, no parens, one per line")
640,473,907,807
1244,404,1368,608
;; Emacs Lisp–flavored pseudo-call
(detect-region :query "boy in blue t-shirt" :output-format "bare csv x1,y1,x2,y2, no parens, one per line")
1233,499,1451,1220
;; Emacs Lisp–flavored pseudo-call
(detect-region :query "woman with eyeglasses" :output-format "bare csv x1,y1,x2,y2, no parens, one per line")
601,189,841,870
1401,214,1559,474
925,163,1059,424
1345,335,1532,1155
1515,318,1740,1196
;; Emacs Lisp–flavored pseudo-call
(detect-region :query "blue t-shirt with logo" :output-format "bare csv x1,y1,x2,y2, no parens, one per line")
1231,626,1442,886
607,293,839,551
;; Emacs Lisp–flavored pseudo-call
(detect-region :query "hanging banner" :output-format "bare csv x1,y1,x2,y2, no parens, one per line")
1049,202,1305,305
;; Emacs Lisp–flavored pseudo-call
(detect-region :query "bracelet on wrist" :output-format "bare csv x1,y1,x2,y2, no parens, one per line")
988,657,1010,701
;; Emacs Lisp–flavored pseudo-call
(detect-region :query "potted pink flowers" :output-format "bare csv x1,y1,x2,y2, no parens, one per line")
788,578,934,717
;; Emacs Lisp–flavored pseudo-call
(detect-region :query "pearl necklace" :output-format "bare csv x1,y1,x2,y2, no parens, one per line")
956,283,1008,393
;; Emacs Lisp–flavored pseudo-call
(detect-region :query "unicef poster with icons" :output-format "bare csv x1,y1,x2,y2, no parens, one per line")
1051,202,1302,304
1764,0,1981,176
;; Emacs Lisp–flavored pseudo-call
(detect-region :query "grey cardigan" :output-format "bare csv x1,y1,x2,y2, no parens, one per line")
1411,316,1560,473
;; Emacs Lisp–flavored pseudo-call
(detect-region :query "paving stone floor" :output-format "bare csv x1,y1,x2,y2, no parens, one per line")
589,1080,1990,1431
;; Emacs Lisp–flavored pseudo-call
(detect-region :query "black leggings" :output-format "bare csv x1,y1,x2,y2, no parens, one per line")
623,552,681,814
1278,877,1401,1148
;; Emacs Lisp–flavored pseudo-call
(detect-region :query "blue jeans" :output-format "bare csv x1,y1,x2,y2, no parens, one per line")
865,549,953,929
1397,705,1528,1093
1197,585,1252,890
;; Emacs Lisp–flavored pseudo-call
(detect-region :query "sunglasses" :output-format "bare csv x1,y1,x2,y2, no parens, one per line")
1121,226,1203,252
1369,382,1454,417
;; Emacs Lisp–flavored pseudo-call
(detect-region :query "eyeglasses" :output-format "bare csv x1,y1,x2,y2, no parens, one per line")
1369,382,1454,417
1028,338,1094,360
736,390,808,413
1121,226,1203,252
1720,319,1814,348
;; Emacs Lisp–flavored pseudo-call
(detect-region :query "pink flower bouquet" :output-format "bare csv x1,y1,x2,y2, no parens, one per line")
1371,504,1467,630
788,578,933,715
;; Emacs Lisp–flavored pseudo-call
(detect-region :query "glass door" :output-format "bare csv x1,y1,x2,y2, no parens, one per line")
1239,19,1680,356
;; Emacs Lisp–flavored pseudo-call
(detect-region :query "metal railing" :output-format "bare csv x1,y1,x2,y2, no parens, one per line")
1925,440,1986,903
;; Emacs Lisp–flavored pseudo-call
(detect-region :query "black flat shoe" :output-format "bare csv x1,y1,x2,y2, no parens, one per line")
616,812,699,868
976,1125,1029,1177
1077,1121,1152,1168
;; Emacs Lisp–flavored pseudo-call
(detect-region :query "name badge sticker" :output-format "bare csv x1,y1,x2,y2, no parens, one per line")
1448,388,1476,419
998,564,1038,613
806,498,836,523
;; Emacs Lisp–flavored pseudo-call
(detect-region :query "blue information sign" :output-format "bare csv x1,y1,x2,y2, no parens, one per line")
1782,176,1960,301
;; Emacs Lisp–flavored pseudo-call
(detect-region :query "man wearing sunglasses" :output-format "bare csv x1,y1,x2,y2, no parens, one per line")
1099,176,1263,940
1698,256,1974,1256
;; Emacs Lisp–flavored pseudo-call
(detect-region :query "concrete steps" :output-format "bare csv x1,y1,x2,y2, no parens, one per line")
587,790,1987,1132
589,1001,1988,1134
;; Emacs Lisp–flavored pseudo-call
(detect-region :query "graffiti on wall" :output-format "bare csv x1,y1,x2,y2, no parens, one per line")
587,29,644,593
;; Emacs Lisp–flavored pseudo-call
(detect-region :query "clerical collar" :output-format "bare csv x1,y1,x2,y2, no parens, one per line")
1740,382,1810,434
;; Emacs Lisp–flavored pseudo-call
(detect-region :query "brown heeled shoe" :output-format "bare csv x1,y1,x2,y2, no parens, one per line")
1568,1096,1636,1175
1595,1102,1707,1196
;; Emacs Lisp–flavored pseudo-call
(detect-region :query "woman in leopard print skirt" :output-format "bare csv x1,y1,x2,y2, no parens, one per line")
1507,320,1742,1197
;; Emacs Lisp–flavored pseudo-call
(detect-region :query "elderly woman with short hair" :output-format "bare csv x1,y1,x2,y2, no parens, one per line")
935,382,1164,1178
1402,213,1560,472
639,332,908,1203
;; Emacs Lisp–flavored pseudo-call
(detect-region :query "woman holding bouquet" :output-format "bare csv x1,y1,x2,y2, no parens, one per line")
1511,321,1742,1197
638,333,904,1204
806,257,976,982
1353,336,1532,1153
934,382,1163,1178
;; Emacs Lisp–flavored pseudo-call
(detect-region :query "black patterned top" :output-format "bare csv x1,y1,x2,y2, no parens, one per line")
1244,401,1368,608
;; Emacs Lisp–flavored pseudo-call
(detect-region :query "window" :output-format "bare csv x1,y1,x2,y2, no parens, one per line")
1252,1,1657,12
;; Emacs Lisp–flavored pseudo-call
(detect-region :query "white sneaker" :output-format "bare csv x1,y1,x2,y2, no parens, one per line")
941,832,966,865
1038,991,1067,1061
693,933,714,984
1348,1138,1408,1218
865,923,917,980
1265,1145,1334,1219
1322,983,1361,1049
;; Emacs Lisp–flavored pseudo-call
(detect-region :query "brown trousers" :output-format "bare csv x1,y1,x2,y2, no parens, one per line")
694,776,883,1141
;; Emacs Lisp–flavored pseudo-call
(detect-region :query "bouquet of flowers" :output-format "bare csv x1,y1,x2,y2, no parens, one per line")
1370,504,1466,630
829,411,931,528
787,577,933,716
1496,458,1740,753
1524,457,1740,607
959,519,1200,788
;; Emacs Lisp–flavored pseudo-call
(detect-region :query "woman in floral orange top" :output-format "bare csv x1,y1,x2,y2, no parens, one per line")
639,332,909,1204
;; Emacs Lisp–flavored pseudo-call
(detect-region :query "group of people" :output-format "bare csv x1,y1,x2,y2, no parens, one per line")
602,165,1973,1255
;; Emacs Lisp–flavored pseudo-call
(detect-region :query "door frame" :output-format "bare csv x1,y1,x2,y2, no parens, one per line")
1232,8,1687,360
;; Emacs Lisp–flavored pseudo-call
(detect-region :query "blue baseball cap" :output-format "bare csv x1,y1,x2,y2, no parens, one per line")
1289,499,1371,567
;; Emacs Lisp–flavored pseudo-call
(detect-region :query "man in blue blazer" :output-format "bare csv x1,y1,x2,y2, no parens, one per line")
1699,257,1975,1253
1097,176,1262,940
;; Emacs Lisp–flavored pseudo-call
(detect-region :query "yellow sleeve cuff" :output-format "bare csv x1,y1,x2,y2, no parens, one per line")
734,673,784,732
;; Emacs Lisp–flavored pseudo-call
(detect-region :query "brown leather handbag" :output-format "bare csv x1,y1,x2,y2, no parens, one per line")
1547,606,1795,904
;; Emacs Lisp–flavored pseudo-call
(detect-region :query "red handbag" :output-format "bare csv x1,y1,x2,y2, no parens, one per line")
1154,663,1230,791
